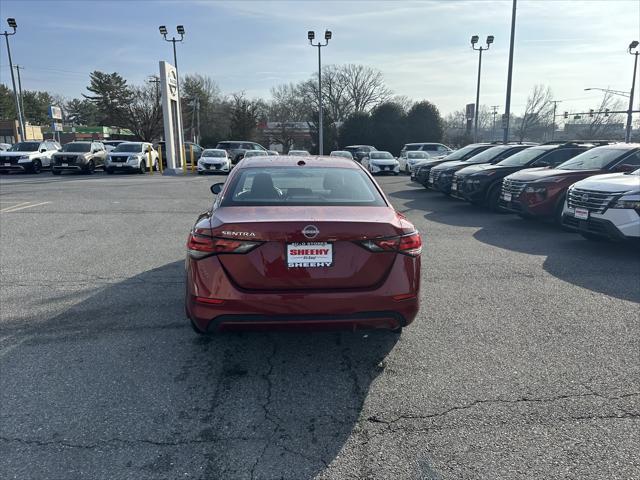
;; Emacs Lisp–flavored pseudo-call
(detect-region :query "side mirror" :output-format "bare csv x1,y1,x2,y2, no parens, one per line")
210,183,224,195
40,148,46,153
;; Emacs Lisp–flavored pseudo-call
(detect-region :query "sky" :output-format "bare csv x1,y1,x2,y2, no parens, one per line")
1,0,639,117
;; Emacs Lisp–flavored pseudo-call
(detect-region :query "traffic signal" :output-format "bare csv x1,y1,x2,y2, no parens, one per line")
604,109,610,117
589,109,594,117
563,111,568,119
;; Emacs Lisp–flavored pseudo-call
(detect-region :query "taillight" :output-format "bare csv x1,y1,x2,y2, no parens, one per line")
187,229,261,259
359,232,422,257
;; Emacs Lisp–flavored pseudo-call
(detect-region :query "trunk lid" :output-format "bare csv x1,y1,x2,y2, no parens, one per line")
210,206,407,291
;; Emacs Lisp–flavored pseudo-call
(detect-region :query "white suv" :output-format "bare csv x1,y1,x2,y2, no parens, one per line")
0,140,61,174
561,169,640,241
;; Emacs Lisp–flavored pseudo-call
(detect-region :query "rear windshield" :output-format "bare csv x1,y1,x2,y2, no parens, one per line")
441,144,491,161
8,142,40,152
222,167,386,207
557,147,634,170
62,143,91,153
497,147,548,167
113,143,143,153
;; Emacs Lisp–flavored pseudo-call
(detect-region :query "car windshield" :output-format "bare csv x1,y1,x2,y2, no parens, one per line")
62,143,91,153
245,151,267,157
556,147,633,170
441,144,489,161
202,150,226,158
8,142,40,152
464,146,511,164
404,145,422,151
113,143,143,153
497,147,548,167
408,152,429,159
222,167,386,207
370,152,393,160
289,150,310,155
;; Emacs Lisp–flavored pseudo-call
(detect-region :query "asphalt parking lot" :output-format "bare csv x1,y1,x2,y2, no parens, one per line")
1,172,638,480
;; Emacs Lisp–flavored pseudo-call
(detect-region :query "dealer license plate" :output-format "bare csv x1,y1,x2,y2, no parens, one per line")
503,193,512,202
287,242,333,268
574,207,589,220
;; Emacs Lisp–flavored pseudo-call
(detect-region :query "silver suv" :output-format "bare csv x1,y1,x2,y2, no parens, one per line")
0,140,61,174
52,141,107,175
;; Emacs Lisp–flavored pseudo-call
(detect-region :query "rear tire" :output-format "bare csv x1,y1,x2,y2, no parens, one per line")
84,160,95,175
138,160,146,174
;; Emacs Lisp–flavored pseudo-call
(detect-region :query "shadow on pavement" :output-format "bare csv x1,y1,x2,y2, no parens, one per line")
1,261,398,479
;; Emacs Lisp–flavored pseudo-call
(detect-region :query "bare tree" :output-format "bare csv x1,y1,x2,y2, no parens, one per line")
299,65,352,122
515,85,553,142
340,64,393,113
575,91,625,139
266,83,309,152
124,83,162,141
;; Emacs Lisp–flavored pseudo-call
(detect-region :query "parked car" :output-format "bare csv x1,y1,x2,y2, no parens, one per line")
288,150,311,156
197,149,232,174
0,143,11,151
185,155,421,334
51,141,107,175
450,141,598,210
105,142,158,174
215,141,267,164
500,143,640,222
398,151,430,174
243,150,269,158
399,142,452,161
428,144,534,194
330,150,354,160
103,140,126,152
561,168,640,241
362,151,400,175
413,143,495,184
344,145,377,162
0,140,60,174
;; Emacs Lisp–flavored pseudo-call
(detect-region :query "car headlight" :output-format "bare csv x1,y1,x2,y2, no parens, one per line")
611,198,640,210
128,155,140,162
18,156,31,163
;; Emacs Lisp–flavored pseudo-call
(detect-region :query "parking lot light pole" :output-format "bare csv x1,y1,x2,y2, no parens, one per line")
471,35,493,143
625,40,639,143
503,0,517,143
2,18,25,142
584,87,630,98
308,30,331,155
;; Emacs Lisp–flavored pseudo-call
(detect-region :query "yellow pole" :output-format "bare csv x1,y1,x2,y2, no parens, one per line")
148,149,153,175
158,145,163,174
190,145,195,173
182,144,186,175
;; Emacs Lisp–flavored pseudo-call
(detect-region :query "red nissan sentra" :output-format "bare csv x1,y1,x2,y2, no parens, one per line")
185,156,421,334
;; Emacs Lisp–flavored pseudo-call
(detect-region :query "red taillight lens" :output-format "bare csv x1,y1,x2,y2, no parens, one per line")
398,232,422,256
187,229,261,259
360,232,422,257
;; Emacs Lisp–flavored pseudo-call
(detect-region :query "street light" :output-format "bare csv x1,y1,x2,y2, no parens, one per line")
2,18,25,141
625,40,639,142
159,25,186,164
471,34,493,143
308,29,331,155
584,87,630,98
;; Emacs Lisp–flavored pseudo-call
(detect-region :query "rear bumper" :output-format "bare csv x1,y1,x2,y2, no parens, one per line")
186,254,420,332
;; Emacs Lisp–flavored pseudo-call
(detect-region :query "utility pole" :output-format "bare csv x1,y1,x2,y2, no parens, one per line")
148,75,161,104
625,40,639,143
196,98,200,145
491,105,499,141
503,0,517,143
2,18,25,142
550,100,562,140
14,65,26,125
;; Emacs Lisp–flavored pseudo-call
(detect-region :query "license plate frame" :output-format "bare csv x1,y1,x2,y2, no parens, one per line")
286,242,333,268
574,207,589,220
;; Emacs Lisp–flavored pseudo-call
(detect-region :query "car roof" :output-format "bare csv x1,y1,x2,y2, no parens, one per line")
405,142,443,146
594,142,640,150
238,156,360,169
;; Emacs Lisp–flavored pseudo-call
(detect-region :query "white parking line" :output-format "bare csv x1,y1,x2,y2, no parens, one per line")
0,201,51,213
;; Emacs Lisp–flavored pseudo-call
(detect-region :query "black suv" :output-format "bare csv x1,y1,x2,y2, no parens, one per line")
215,141,266,164
343,145,377,163
413,143,495,185
52,141,107,175
450,141,603,210
427,144,535,194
